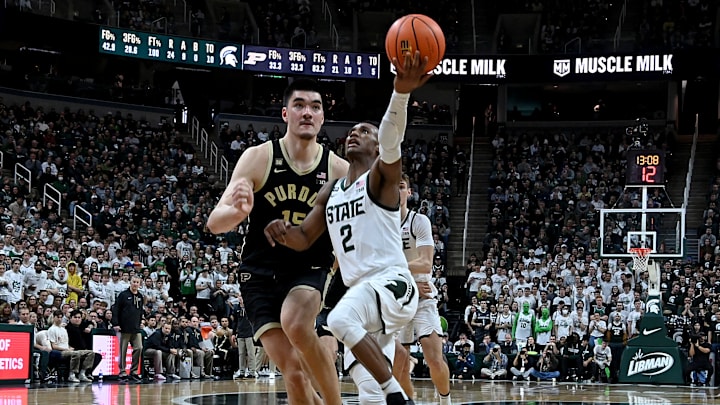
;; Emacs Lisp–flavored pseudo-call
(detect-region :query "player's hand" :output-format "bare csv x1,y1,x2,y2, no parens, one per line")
417,281,433,298
230,178,254,216
391,50,433,94
264,219,292,247
113,326,121,333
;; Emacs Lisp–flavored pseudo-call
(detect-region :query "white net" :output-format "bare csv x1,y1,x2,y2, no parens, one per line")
630,247,652,274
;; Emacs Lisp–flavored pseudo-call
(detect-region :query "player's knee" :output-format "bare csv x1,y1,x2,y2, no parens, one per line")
327,309,363,348
281,292,320,342
283,367,311,392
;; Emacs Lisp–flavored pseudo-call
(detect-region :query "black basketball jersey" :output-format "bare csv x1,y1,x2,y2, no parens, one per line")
609,322,625,343
240,139,334,274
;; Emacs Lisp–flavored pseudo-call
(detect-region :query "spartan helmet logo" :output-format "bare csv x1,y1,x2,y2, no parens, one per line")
220,46,239,67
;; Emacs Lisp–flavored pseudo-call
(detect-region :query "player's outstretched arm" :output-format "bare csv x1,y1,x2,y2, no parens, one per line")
369,51,432,207
207,144,269,234
264,179,333,251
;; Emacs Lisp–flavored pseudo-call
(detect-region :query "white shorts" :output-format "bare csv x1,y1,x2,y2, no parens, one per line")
333,267,418,337
344,331,396,371
399,298,443,345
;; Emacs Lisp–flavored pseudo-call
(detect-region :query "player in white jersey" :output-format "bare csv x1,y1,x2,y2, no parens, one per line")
265,51,430,405
393,174,451,404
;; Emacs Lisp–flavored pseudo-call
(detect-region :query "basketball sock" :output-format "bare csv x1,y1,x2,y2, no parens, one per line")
439,392,451,405
381,378,408,399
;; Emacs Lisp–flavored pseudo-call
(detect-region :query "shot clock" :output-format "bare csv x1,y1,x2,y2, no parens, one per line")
626,150,665,185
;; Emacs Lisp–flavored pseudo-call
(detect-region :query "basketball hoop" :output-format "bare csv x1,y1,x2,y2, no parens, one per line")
629,247,653,274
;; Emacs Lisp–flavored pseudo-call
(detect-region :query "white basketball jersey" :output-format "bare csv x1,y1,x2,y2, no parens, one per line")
326,171,408,287
400,210,434,286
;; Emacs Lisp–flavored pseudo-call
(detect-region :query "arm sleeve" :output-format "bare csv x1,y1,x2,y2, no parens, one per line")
378,91,410,164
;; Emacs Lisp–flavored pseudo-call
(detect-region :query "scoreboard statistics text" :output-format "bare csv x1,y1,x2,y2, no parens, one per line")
98,27,381,79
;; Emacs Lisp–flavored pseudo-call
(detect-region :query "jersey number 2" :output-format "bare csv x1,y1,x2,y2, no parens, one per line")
340,224,355,253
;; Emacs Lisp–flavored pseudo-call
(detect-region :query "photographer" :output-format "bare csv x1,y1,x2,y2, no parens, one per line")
510,347,535,380
686,332,712,386
455,343,476,380
529,346,560,382
480,346,508,380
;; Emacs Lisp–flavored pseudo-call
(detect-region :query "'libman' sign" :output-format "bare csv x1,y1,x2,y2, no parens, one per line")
619,292,684,384
626,349,675,377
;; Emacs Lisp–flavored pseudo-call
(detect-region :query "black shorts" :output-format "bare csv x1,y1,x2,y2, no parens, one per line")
239,264,329,341
315,307,333,338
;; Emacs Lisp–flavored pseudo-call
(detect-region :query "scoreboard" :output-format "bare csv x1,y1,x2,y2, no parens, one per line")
98,27,381,80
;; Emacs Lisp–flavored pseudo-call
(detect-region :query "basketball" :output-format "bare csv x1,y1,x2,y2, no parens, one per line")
385,14,446,71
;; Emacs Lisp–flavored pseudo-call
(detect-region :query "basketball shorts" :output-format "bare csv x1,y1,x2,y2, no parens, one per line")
329,267,418,346
239,264,329,341
315,306,334,338
398,297,443,345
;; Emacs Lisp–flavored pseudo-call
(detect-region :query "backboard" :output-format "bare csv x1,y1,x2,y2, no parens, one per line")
599,207,685,259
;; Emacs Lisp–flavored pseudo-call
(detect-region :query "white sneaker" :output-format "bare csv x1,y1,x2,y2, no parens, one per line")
439,394,452,405
155,374,166,381
78,373,92,383
190,373,200,379
170,374,181,380
233,370,243,379
67,373,80,383
268,371,276,379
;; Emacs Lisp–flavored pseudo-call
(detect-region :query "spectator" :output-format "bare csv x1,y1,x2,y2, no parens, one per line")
111,275,144,382
47,309,95,382
591,338,612,383
145,322,180,381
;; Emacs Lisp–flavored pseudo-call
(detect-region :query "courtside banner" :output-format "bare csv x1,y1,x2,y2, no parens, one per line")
0,325,33,382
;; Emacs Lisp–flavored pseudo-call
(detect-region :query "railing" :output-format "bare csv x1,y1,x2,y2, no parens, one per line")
14,163,31,194
181,0,187,22
682,114,699,209
43,183,61,216
613,0,628,51
0,151,4,170
210,142,218,172
37,0,55,16
470,0,477,53
330,26,339,49
291,31,307,48
685,114,698,259
73,205,92,230
564,37,582,53
152,17,168,34
461,117,476,268
190,116,229,186
322,0,340,49
220,155,229,185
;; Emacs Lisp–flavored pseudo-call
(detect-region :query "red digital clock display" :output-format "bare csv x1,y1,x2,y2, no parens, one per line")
626,150,665,185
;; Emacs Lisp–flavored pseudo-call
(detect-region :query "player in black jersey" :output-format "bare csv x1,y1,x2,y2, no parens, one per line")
208,79,348,405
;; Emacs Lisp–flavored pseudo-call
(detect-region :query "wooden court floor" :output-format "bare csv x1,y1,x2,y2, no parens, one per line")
5,377,720,405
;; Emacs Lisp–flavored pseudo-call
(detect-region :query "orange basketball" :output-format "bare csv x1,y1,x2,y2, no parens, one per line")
385,14,446,72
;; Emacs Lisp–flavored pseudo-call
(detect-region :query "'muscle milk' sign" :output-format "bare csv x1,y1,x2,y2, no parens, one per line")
553,54,673,77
